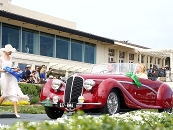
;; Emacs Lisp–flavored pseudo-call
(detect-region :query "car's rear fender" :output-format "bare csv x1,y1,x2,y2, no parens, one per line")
156,83,173,108
97,78,165,109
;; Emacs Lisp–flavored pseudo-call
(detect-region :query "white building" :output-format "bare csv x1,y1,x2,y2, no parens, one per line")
0,0,172,78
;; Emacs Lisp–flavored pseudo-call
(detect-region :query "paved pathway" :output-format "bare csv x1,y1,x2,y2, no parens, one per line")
0,113,54,126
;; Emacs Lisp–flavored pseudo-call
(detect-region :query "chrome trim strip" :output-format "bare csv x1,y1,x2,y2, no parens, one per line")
63,77,73,103
64,75,84,103
76,75,85,95
77,103,102,105
118,81,157,94
69,76,74,102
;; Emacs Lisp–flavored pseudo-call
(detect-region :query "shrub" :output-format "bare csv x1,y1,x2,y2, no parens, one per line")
1,100,30,106
19,83,43,104
0,83,44,104
1,111,173,130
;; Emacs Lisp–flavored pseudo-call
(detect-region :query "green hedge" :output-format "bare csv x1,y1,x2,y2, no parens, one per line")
0,83,44,104
1,111,173,130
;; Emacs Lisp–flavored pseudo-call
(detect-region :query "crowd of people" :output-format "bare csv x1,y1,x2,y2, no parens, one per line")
19,64,59,84
147,65,170,80
19,62,170,83
107,62,171,80
131,64,171,80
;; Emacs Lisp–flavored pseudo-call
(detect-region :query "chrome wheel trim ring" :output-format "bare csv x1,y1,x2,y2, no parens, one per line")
107,92,118,115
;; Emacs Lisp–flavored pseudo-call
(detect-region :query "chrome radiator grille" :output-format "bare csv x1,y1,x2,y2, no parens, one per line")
64,76,83,103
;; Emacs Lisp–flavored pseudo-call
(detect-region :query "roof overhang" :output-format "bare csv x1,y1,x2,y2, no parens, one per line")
114,41,171,57
114,41,149,49
49,63,91,73
0,10,114,44
138,48,172,57
114,41,139,49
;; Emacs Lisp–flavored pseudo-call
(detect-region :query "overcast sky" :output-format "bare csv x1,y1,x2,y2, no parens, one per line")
11,0,173,49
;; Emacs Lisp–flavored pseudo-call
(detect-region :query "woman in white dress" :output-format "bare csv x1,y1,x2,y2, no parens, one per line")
0,44,29,118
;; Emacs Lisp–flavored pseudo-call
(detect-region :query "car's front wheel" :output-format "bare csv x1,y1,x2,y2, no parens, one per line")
45,107,64,119
158,108,172,113
101,89,120,115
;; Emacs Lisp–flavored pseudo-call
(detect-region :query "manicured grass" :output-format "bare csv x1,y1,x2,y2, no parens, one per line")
0,105,45,114
0,105,159,114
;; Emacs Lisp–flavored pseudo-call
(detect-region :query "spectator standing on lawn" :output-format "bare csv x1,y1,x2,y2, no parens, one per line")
26,74,37,84
22,65,31,81
45,75,54,82
16,66,22,82
35,66,40,83
40,64,46,81
165,65,170,70
46,67,53,78
31,70,36,78
152,65,159,80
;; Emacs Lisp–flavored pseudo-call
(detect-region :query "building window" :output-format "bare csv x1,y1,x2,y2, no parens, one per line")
56,36,70,60
158,58,160,64
119,51,125,58
22,28,39,54
71,39,83,62
84,42,96,64
108,57,114,63
0,23,1,48
119,59,124,63
18,63,27,71
129,53,134,60
150,57,153,63
108,48,115,56
141,55,144,63
2,23,20,51
40,32,54,57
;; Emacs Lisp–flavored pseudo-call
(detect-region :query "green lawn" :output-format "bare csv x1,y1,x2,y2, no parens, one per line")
0,105,45,114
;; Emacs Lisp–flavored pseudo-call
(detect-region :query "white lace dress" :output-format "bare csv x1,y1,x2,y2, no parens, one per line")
0,56,29,102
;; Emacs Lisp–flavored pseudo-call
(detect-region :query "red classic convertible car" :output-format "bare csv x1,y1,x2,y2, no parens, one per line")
40,63,173,119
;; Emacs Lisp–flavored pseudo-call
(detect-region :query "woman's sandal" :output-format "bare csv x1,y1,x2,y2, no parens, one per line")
15,113,20,118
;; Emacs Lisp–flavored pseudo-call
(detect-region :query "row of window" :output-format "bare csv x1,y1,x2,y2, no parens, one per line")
108,49,162,65
0,23,96,64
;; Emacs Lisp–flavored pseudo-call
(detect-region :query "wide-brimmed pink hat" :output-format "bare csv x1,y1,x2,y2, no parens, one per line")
0,44,16,52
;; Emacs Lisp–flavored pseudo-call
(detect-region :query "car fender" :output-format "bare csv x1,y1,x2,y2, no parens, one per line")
40,81,52,101
157,83,173,108
97,78,124,106
40,80,65,102
96,78,166,109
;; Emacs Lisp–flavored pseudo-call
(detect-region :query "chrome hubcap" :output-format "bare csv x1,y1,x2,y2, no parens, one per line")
107,92,118,114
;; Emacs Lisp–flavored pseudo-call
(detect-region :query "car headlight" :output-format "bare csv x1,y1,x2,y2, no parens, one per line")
78,96,85,103
53,96,59,104
52,79,63,91
83,79,95,91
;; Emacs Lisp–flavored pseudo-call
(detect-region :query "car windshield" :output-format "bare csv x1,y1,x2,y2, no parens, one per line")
90,63,138,74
